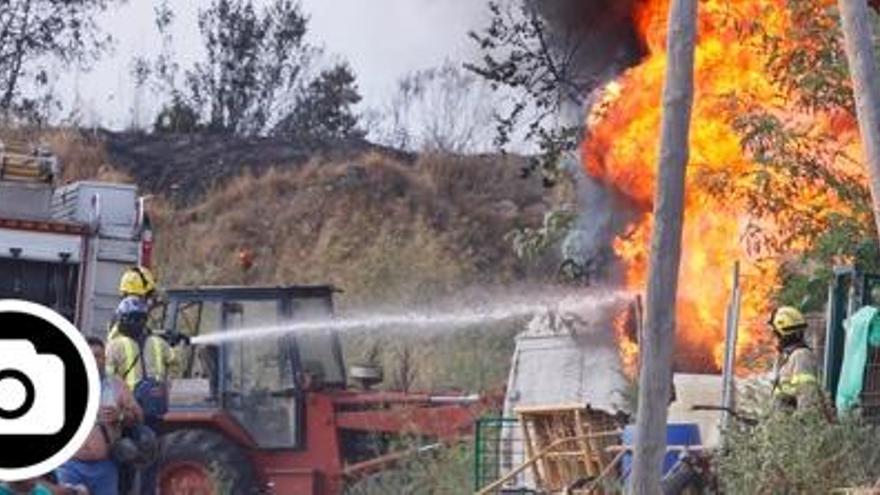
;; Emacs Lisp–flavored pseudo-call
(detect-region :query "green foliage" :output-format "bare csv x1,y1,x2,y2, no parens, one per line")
466,1,587,184
508,207,575,261
273,63,364,142
186,0,312,135
720,0,880,297
716,0,871,250
344,442,473,495
727,103,873,254
154,96,201,134
717,409,880,494
147,0,364,138
759,1,853,113
0,0,114,118
777,216,880,311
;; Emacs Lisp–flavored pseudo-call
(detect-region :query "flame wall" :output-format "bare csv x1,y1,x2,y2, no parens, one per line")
582,0,864,372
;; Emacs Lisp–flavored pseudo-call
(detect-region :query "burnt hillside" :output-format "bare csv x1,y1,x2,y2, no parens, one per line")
101,131,414,203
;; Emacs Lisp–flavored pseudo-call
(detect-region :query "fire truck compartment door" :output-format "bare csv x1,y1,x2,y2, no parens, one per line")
0,228,82,263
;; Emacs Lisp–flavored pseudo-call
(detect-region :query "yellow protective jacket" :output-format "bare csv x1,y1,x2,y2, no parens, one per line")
772,345,819,411
106,326,178,390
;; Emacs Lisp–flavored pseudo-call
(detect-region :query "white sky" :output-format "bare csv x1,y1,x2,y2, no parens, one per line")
62,0,491,130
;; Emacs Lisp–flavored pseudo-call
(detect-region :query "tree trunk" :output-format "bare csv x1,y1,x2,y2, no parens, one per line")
629,0,697,493
838,0,880,240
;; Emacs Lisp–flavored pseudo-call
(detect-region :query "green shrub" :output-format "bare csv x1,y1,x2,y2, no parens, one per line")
717,408,880,494
344,442,473,495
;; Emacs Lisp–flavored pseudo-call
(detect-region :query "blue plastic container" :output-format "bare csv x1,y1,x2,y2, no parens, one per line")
620,423,701,480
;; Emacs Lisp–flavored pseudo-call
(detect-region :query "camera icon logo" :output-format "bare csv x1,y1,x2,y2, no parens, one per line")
0,341,65,435
0,300,99,482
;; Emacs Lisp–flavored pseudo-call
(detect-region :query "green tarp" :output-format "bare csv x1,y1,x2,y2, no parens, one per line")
836,306,880,413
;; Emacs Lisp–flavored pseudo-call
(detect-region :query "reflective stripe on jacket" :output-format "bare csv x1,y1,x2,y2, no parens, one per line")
772,346,819,410
106,327,176,390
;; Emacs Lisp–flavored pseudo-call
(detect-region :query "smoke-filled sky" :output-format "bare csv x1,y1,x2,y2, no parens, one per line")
64,0,490,129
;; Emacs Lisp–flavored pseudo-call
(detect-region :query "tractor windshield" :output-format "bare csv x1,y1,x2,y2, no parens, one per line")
291,296,345,386
163,285,342,449
224,299,299,448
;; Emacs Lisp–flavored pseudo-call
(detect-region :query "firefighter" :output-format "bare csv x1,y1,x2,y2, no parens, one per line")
770,306,820,411
119,265,158,300
106,297,178,415
112,266,190,356
106,296,181,495
108,266,159,340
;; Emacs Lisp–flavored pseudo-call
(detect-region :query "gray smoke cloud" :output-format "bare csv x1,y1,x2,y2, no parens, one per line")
532,0,646,96
528,0,646,283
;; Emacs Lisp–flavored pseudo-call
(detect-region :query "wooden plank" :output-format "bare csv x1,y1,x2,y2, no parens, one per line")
518,413,543,489
514,403,586,414
574,408,597,478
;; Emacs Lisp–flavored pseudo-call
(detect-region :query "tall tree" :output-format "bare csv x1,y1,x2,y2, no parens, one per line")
0,0,112,118
838,0,880,240
629,0,697,493
466,1,597,178
185,0,313,135
273,64,364,142
468,1,647,181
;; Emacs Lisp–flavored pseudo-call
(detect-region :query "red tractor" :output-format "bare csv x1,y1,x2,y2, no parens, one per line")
153,285,487,494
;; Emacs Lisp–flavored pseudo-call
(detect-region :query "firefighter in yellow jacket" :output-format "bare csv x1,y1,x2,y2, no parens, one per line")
770,306,820,411
108,266,159,341
110,266,192,388
106,296,183,495
106,297,178,406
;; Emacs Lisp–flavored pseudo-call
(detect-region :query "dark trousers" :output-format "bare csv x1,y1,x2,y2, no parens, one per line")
140,419,160,494
119,421,160,495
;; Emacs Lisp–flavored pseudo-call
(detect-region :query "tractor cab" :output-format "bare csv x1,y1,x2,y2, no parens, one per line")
153,285,484,494
158,285,345,448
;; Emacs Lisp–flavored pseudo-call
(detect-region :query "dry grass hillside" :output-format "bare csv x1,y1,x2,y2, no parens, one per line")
153,151,549,307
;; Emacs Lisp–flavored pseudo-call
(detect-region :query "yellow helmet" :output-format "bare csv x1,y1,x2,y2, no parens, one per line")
770,306,807,336
119,266,157,297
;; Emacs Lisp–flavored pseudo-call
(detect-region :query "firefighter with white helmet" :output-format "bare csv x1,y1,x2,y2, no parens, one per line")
109,266,160,340
106,296,183,495
106,297,177,396
770,306,820,411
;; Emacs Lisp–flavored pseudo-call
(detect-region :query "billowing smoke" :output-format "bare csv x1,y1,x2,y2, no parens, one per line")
561,155,628,286
527,0,647,283
531,0,646,99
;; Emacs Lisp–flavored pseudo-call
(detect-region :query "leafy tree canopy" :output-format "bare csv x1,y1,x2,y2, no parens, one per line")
0,0,115,121
273,63,364,142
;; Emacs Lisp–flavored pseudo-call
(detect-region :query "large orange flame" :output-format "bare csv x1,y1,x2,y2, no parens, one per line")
584,0,864,373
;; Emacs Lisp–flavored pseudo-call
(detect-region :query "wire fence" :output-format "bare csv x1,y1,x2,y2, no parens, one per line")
473,417,534,494
861,346,880,424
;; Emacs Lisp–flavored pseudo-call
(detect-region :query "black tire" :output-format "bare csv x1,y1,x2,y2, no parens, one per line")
158,429,258,494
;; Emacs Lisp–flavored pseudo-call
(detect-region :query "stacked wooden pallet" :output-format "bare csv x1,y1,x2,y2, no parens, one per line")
476,403,626,494
0,140,57,183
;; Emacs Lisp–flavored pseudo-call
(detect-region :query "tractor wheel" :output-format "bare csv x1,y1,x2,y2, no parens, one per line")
158,429,258,495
